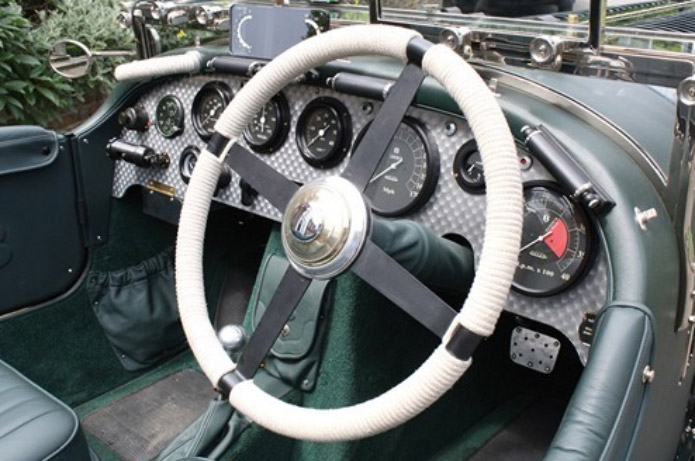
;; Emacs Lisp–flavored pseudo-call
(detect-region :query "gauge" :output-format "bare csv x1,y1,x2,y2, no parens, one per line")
243,93,290,153
179,146,199,184
192,82,233,140
513,186,593,296
453,141,485,192
155,95,184,138
296,97,351,168
356,117,439,216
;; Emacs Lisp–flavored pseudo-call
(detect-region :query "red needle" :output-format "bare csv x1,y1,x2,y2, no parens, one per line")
543,218,568,258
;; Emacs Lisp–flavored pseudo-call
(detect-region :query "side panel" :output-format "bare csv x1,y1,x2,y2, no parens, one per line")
0,126,85,314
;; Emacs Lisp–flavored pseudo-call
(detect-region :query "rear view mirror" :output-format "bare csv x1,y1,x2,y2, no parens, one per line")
49,39,136,79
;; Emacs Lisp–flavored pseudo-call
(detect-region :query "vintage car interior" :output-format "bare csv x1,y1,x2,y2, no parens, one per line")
4,0,695,459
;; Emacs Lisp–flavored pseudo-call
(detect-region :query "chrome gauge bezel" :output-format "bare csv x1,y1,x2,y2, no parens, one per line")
192,81,233,140
155,94,185,138
512,184,595,297
243,92,291,154
453,140,485,193
296,96,352,168
354,116,439,217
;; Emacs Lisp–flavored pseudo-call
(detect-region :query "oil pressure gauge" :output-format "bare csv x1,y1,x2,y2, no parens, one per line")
155,95,184,138
513,186,593,296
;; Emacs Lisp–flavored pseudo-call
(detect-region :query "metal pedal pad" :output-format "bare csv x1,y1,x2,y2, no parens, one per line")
510,326,561,374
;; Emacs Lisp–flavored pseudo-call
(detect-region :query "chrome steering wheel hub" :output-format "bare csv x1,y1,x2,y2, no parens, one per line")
281,176,370,279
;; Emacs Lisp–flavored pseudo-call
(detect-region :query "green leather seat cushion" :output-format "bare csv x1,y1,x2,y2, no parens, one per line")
0,359,90,461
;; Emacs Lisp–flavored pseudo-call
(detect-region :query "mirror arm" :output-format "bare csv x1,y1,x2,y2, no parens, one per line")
92,51,137,58
588,0,606,51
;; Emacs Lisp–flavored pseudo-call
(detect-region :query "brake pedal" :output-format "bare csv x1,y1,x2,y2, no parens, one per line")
509,326,561,374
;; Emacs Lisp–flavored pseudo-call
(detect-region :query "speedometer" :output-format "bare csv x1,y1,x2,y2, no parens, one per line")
192,82,233,140
513,186,592,296
358,118,439,216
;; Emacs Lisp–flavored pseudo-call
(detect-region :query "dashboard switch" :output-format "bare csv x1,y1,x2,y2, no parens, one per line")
118,106,150,131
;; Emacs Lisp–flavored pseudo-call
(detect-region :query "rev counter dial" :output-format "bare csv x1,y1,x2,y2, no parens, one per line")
357,117,439,216
244,93,290,153
513,186,593,296
296,97,351,168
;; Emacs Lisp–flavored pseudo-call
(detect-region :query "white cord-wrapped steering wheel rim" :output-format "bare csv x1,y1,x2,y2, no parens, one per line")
176,24,522,442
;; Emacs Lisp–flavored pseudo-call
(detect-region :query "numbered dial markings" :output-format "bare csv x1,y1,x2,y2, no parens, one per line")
360,118,439,216
513,186,592,296
296,97,351,168
244,93,290,153
192,82,233,140
156,95,184,138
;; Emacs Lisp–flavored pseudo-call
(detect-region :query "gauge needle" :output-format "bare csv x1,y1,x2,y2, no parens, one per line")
259,105,267,132
306,123,331,147
369,157,404,184
519,229,553,253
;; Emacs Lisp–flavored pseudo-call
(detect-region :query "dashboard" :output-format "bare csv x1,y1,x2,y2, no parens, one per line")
111,72,610,364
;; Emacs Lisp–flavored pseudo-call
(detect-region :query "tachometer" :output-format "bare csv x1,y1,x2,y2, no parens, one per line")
244,93,290,153
155,95,184,138
192,82,233,140
513,186,592,296
358,117,439,216
296,97,351,168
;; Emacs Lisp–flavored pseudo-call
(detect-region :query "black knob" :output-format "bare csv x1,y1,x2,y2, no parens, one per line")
118,106,150,131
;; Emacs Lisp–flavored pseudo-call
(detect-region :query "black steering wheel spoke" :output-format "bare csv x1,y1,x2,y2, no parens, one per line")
235,265,312,378
350,239,457,339
224,143,299,212
341,63,425,191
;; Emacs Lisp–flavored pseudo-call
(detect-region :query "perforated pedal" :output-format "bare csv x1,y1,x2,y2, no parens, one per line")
510,326,561,374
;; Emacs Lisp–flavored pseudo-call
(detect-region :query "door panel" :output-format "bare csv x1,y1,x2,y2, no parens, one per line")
0,126,86,314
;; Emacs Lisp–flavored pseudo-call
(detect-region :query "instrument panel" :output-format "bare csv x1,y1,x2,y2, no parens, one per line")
111,74,609,364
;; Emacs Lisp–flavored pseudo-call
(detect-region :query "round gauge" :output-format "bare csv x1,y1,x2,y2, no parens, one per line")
155,95,184,138
179,146,199,184
243,93,290,153
453,142,485,192
513,186,593,296
296,97,351,168
192,82,233,140
357,118,439,216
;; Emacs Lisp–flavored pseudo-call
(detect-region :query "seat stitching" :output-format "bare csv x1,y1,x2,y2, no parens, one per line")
0,409,63,440
0,397,43,418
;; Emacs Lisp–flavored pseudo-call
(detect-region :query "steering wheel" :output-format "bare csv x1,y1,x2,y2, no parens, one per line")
176,24,522,441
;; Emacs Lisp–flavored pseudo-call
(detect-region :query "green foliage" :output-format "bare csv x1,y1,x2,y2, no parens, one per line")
0,2,73,125
15,0,57,23
33,0,133,104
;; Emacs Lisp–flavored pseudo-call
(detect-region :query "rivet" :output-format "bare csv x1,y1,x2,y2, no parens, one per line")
361,102,373,115
642,365,656,383
301,379,312,390
443,121,457,136
68,268,73,273
281,324,290,337
82,138,89,144
96,235,103,241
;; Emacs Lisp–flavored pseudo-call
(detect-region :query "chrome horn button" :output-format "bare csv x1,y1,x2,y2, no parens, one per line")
282,176,370,279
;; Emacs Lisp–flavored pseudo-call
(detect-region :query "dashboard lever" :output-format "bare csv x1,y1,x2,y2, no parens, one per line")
106,138,169,169
522,125,614,216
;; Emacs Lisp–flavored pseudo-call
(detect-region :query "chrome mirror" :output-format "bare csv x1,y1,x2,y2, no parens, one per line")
49,39,136,79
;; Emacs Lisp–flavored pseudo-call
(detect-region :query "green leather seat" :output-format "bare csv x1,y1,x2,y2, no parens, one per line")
0,360,91,461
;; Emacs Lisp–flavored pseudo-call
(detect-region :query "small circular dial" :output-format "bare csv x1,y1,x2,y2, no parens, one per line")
179,146,199,184
244,93,290,153
156,95,184,138
453,142,485,192
513,186,592,296
296,97,351,168
192,82,233,140
359,118,439,216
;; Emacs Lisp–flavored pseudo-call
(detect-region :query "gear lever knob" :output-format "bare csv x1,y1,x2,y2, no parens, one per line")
217,325,247,356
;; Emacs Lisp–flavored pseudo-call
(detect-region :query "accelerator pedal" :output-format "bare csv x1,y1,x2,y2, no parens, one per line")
510,326,561,374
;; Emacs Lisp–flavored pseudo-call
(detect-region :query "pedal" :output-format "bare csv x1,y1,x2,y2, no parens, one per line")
510,326,561,374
